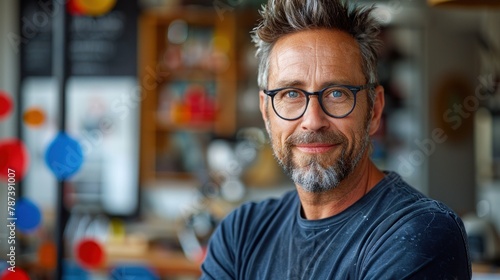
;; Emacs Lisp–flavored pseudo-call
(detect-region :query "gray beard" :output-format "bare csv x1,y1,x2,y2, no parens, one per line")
288,133,369,193
266,120,371,193
291,160,342,193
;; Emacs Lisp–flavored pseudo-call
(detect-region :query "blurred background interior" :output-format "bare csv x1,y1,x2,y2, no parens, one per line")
1,0,500,279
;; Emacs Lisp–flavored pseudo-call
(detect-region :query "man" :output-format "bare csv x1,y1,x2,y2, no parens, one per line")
201,0,471,279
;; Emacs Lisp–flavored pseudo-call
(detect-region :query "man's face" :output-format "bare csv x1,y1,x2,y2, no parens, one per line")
260,29,381,193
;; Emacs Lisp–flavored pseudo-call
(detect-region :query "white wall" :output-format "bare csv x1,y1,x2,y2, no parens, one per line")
0,1,18,138
425,8,483,215
0,0,19,256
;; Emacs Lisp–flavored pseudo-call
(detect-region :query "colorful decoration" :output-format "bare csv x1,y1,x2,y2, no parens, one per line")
63,261,89,279
23,107,46,127
0,139,30,182
68,0,117,16
110,265,160,280
38,241,57,269
170,85,216,126
75,238,105,269
0,268,30,280
45,132,84,181
0,91,13,121
185,85,216,123
16,198,42,233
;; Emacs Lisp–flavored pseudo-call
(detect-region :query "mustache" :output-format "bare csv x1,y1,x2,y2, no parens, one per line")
285,131,346,146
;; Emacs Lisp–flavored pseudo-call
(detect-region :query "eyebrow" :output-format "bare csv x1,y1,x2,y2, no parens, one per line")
273,79,305,88
271,79,356,89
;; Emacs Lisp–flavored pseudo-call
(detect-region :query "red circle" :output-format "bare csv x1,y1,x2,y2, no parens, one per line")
67,0,84,15
0,139,30,182
0,91,13,121
0,268,30,280
75,238,105,269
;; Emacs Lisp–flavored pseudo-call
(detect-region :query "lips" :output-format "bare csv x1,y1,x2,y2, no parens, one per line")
295,143,337,153
287,131,344,155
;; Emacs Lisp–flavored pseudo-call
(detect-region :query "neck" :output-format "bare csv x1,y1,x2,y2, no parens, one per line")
296,156,384,220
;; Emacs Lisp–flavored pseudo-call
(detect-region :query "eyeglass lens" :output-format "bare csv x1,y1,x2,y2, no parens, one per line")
272,86,355,119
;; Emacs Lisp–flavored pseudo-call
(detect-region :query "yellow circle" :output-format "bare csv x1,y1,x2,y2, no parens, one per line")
75,0,117,16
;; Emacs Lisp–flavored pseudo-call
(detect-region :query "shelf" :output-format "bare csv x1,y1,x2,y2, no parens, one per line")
139,8,256,185
155,122,215,133
153,171,196,181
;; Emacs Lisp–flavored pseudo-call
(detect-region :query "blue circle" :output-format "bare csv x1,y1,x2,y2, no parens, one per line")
110,265,160,280
63,261,89,280
15,198,42,233
45,132,84,181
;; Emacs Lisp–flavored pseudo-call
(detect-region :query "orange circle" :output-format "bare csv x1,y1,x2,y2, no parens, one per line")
23,107,45,127
74,0,117,16
75,238,105,269
38,241,57,269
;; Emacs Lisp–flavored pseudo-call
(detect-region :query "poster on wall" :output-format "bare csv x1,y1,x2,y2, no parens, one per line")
19,0,138,77
22,77,140,216
19,0,140,217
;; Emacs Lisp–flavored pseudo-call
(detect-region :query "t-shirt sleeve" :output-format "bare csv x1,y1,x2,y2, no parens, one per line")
200,209,237,280
360,210,471,280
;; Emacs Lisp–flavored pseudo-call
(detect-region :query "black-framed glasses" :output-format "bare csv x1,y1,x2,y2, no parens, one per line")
263,83,376,121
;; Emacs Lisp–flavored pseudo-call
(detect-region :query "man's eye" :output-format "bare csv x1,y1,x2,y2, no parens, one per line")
285,90,300,98
331,90,344,98
326,89,351,101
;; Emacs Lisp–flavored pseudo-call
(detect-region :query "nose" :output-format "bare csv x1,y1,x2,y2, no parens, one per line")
300,96,330,132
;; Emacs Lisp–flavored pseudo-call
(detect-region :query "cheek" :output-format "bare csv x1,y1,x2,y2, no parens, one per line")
346,101,371,137
268,114,294,142
338,121,364,147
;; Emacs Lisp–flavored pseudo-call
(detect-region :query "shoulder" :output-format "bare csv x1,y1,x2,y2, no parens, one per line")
371,172,469,250
368,172,454,217
362,209,471,279
361,172,471,279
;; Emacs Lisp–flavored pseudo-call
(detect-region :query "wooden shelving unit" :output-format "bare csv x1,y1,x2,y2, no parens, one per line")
138,8,239,185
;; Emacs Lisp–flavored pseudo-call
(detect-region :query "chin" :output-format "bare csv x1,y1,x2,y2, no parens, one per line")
298,183,338,194
291,162,342,193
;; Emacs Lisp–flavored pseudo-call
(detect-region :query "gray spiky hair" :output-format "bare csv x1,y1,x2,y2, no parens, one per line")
251,0,382,106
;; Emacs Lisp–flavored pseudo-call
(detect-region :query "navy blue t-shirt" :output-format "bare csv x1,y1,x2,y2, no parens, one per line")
201,172,471,279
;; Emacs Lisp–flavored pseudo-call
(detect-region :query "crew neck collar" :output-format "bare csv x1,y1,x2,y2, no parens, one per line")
295,171,400,229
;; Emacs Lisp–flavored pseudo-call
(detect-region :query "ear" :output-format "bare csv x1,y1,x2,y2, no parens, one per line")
368,85,385,136
259,90,269,123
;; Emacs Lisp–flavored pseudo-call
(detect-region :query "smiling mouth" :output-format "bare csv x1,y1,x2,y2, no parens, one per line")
295,143,337,154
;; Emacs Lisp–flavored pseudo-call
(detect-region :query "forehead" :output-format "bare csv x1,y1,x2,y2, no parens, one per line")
269,29,365,87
